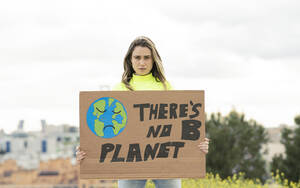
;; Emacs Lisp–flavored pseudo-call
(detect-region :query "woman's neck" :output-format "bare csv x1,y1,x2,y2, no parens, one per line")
131,73,153,81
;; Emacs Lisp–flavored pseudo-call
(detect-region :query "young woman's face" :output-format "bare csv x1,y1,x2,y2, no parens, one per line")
131,46,153,76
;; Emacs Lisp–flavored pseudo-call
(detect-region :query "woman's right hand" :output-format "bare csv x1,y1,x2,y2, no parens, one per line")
76,146,86,162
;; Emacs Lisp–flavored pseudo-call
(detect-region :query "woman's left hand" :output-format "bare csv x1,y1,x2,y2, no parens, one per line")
198,138,210,154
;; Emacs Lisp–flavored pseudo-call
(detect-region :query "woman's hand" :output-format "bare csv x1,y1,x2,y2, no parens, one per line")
76,146,86,162
198,138,210,154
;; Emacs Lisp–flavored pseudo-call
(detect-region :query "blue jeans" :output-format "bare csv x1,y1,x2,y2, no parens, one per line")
118,179,181,188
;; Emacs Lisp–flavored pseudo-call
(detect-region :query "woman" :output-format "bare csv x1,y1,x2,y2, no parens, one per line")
76,36,210,188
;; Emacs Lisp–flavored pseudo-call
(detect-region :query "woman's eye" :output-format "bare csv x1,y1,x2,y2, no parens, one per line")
113,110,121,114
96,107,106,113
134,56,141,60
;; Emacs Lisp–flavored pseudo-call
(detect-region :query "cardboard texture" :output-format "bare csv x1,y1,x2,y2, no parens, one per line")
80,90,205,179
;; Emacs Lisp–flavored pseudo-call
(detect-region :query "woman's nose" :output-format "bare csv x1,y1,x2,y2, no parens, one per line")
139,59,146,65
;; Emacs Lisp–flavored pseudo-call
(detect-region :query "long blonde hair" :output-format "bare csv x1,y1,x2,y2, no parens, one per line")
121,36,167,90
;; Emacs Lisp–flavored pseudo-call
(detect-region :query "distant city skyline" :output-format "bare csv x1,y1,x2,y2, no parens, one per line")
1,0,300,133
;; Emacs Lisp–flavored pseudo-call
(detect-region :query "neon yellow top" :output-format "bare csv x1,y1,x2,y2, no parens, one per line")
112,73,172,91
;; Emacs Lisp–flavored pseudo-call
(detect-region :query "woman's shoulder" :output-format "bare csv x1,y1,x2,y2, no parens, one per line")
155,78,173,90
165,80,173,90
112,82,128,91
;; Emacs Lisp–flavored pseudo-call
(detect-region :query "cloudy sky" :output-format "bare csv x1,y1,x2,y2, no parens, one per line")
0,0,299,133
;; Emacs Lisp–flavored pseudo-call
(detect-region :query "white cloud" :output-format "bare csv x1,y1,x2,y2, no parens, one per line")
0,0,299,133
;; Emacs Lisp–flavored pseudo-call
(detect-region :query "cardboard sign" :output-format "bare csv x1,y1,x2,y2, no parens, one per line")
80,90,205,179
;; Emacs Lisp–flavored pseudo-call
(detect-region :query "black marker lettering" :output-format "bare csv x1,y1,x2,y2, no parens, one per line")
156,142,171,158
149,104,158,120
133,103,150,121
158,103,168,119
179,104,188,118
147,125,162,138
181,120,201,140
189,102,202,119
169,103,178,119
111,144,125,162
160,124,172,137
126,144,142,162
144,143,160,161
100,143,114,163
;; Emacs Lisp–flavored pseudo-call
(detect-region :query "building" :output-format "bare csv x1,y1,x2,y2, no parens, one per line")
263,124,296,163
0,120,116,187
0,120,79,170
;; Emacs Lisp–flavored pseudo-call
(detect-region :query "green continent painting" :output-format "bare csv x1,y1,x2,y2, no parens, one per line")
86,97,127,138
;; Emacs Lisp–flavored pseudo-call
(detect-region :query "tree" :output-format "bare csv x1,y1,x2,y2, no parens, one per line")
206,110,269,181
271,115,300,183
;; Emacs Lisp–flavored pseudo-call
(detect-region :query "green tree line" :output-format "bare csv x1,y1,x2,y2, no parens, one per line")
205,110,300,185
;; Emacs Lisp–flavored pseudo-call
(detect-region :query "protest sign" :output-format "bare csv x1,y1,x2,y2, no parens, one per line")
80,90,205,179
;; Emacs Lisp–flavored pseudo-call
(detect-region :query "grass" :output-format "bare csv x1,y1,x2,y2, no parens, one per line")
140,171,300,188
